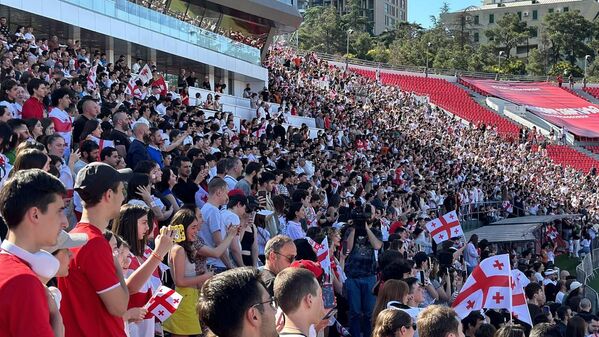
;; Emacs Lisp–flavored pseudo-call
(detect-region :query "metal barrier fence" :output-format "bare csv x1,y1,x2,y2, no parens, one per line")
576,251,599,314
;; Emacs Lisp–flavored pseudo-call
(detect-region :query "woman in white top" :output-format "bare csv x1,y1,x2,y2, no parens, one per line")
285,202,306,240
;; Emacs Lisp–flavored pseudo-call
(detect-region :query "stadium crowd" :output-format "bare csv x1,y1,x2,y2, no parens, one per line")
1,14,599,337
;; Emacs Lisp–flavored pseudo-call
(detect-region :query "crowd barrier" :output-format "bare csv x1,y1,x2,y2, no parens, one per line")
576,250,599,314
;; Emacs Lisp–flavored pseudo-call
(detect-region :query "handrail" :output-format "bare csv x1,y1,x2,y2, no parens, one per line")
305,50,557,83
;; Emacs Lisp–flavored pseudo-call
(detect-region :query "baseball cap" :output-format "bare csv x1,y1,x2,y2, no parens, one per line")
46,230,88,254
570,281,583,291
74,162,133,200
290,260,323,279
545,269,558,276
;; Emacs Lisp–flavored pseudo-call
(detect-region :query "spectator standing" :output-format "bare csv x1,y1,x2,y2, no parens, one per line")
126,120,150,169
464,234,479,274
108,111,131,158
49,88,73,157
344,215,383,337
417,305,465,337
0,79,18,118
274,268,326,337
0,169,67,337
224,157,243,190
259,235,296,295
198,267,278,337
72,98,100,144
58,163,132,337
22,78,47,119
200,178,233,272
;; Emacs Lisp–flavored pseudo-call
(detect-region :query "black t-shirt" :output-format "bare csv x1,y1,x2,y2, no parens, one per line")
108,129,131,152
172,178,199,205
260,268,276,297
72,115,90,146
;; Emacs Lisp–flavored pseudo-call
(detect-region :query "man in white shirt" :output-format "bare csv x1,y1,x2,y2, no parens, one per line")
224,157,243,191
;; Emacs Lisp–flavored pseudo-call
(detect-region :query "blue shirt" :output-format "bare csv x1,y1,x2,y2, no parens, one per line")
147,145,164,168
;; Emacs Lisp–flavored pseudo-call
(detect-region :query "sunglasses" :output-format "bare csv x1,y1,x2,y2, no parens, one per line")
274,252,296,264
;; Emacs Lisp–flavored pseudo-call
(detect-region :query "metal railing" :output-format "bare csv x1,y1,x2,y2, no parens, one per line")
61,0,261,65
310,51,558,83
576,249,599,313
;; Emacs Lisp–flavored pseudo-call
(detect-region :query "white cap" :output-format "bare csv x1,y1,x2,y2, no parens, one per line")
46,230,88,254
570,281,583,291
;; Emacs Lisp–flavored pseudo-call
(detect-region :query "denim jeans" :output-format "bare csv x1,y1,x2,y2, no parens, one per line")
345,275,377,337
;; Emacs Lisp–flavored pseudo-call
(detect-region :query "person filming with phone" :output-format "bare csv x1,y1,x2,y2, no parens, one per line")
344,203,383,337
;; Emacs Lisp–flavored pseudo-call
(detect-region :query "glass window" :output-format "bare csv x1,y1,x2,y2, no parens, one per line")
563,7,569,12
532,10,538,20
166,0,188,21
489,13,494,24
548,8,554,13
474,32,479,42
530,27,538,37
200,8,221,32
517,12,522,20
474,15,479,24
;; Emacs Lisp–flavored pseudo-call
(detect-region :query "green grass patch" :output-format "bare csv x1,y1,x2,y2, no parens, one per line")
554,254,579,276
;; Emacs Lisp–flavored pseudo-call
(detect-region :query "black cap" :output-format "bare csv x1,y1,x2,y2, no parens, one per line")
74,163,132,200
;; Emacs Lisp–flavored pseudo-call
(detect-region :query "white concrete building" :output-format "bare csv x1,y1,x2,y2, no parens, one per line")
441,0,599,57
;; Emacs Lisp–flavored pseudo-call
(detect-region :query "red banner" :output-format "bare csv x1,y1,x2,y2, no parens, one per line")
461,78,599,137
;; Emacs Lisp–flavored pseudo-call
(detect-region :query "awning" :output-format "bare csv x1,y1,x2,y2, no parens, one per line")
491,214,580,226
464,223,542,243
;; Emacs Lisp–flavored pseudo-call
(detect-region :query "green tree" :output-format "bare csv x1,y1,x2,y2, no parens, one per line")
366,42,390,62
544,11,592,65
351,31,373,59
298,6,343,54
484,13,530,58
526,48,546,75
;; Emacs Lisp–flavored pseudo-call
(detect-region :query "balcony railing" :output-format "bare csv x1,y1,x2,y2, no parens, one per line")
61,0,261,65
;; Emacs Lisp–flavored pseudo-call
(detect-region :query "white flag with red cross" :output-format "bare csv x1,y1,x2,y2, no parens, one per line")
511,269,532,326
306,237,332,280
125,77,142,99
452,254,512,319
425,210,464,244
144,286,182,322
138,64,153,84
87,64,97,90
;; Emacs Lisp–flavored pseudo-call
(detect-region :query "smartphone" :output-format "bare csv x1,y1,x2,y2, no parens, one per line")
322,308,338,321
322,283,335,309
543,305,550,315
420,270,426,285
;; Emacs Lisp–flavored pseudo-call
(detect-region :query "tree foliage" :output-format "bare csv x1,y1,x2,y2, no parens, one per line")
484,13,530,58
543,11,592,65
295,4,599,77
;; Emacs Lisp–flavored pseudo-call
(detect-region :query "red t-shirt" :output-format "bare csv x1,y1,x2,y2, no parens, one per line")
0,253,54,337
58,223,126,337
21,97,45,120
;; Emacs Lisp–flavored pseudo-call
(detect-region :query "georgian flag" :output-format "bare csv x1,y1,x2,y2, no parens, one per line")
425,210,464,244
144,286,182,322
511,269,532,326
453,254,512,319
306,237,332,279
87,64,97,90
125,77,142,98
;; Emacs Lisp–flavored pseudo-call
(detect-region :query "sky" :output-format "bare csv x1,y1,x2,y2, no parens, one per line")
408,0,482,28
